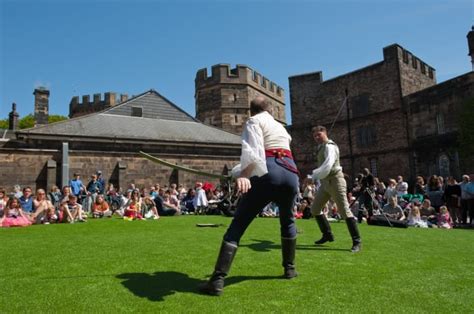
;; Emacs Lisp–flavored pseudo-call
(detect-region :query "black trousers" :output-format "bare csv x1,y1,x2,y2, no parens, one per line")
224,157,299,244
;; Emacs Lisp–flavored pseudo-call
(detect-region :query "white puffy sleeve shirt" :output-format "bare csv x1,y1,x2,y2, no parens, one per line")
231,117,267,178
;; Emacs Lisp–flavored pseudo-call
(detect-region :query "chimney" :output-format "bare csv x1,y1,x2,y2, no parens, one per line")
8,102,19,130
104,92,116,107
120,94,128,103
467,26,474,70
34,87,50,126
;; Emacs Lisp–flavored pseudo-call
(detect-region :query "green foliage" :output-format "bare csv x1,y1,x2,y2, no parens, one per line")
458,97,474,158
18,114,36,129
48,114,68,124
0,217,473,312
0,114,68,130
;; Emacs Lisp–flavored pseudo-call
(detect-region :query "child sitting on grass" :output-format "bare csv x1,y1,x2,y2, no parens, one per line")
437,206,453,229
407,206,428,228
1,197,32,228
123,189,144,221
92,195,112,218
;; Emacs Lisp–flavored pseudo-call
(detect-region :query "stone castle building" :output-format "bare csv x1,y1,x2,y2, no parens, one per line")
1,90,241,191
69,92,130,118
195,64,286,134
289,29,474,183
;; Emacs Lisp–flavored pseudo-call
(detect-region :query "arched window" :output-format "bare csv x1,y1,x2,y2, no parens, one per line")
438,154,450,178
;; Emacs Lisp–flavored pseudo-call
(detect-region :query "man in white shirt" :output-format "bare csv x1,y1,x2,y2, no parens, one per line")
310,125,361,253
199,96,300,296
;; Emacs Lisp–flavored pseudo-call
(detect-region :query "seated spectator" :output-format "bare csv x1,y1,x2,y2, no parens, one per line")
143,197,160,220
396,175,409,197
178,184,187,200
437,206,453,229
181,189,196,214
19,187,34,214
420,199,437,226
407,206,428,228
1,197,32,228
13,184,23,199
67,195,87,222
32,188,56,224
260,202,277,217
154,188,180,216
0,188,9,218
48,185,62,209
92,195,112,218
58,186,75,223
414,176,427,199
382,196,405,220
123,189,144,220
298,199,312,219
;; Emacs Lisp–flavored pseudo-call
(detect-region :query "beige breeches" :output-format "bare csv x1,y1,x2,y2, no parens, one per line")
310,172,353,219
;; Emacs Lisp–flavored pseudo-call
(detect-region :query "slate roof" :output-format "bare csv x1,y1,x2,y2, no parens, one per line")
16,90,241,145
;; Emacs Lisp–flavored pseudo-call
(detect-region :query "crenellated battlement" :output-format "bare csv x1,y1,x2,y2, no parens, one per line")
383,44,436,80
69,92,129,118
195,64,284,99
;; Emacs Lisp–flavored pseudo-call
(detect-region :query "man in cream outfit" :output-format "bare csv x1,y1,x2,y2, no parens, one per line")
310,125,361,253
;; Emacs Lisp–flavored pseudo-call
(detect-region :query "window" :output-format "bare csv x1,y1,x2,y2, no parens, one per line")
436,113,445,134
438,154,450,178
352,93,370,118
131,106,143,117
369,158,378,177
356,126,377,148
428,68,434,79
412,56,417,69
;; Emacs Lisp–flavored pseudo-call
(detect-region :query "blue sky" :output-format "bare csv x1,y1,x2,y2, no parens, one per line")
1,0,473,124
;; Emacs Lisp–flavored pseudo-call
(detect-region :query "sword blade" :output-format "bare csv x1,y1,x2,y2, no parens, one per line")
139,151,231,180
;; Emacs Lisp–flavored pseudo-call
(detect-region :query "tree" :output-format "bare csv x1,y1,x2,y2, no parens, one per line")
0,114,68,129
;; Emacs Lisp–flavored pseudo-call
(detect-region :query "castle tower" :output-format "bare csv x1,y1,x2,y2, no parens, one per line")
8,103,19,130
34,87,50,126
195,64,286,134
467,26,474,70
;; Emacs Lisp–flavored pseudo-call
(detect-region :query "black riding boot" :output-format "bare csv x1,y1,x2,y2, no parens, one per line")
314,214,335,245
198,241,238,296
346,217,362,253
281,237,297,279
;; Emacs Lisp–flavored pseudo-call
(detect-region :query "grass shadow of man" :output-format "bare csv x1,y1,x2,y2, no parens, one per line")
117,271,282,301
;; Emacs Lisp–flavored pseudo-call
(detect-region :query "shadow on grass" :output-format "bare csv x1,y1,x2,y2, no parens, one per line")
239,239,349,252
117,271,281,301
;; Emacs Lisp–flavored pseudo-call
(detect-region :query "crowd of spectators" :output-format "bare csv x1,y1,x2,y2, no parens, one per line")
1,170,474,230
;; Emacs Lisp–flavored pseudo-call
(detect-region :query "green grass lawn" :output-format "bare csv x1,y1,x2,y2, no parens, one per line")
1,216,473,313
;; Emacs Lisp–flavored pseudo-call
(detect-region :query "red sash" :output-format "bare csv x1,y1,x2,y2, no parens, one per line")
265,149,299,175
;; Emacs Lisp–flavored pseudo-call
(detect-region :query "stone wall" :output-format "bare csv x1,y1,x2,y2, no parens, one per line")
289,44,439,184
0,148,239,193
404,72,474,178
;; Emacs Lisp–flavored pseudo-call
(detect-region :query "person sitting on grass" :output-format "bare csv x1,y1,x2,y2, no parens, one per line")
420,199,437,226
67,195,86,223
58,186,75,223
143,196,160,220
123,189,144,221
92,195,112,218
437,206,453,229
0,188,9,218
407,206,428,228
31,188,56,224
382,196,406,220
1,197,32,228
